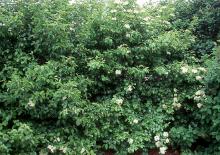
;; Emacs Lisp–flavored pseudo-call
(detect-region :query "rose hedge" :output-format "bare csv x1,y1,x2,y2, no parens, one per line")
0,0,219,154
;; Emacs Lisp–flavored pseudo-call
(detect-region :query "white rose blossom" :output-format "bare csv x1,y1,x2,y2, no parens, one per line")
181,66,188,74
155,141,162,147
56,137,60,142
114,0,122,4
176,103,182,108
28,100,35,108
163,132,169,138
124,24,130,29
154,135,160,141
196,76,203,81
165,138,170,144
112,17,117,20
159,146,167,154
115,98,123,105
194,96,201,101
166,51,171,55
60,146,67,153
127,85,133,92
126,33,131,38
80,148,86,154
62,96,67,100
128,138,134,144
162,104,167,109
133,119,139,124
192,68,198,74
110,10,117,13
173,97,178,103
47,145,56,153
197,103,203,108
198,67,207,72
174,88,178,93
173,103,181,109
0,23,5,26
115,70,122,75
123,1,129,5
195,90,205,96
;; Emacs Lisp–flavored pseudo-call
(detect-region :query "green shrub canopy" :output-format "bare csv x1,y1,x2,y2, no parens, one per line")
0,0,220,154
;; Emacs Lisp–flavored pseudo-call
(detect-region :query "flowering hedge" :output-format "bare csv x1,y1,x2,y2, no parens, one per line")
0,0,219,154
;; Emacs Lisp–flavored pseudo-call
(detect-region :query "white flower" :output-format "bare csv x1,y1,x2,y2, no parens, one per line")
80,148,86,154
163,21,170,25
162,104,167,109
60,146,67,153
154,135,160,141
112,17,117,20
166,51,171,55
163,132,169,138
159,146,167,154
124,24,130,29
165,138,170,144
28,100,35,108
114,0,122,4
115,98,123,105
126,33,131,38
198,67,207,72
155,141,162,147
194,96,201,101
134,10,139,14
196,76,202,81
174,88,178,93
128,138,134,144
56,137,60,142
197,103,203,108
127,85,133,92
144,17,150,21
127,9,133,13
181,66,188,74
195,90,205,96
173,97,178,103
173,103,181,109
62,96,67,100
133,119,139,124
170,13,175,17
123,1,129,5
176,103,182,108
0,23,5,26
192,69,198,74
110,10,117,13
47,145,56,153
115,70,122,75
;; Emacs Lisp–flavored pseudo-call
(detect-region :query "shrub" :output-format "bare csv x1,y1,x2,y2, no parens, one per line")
0,0,219,154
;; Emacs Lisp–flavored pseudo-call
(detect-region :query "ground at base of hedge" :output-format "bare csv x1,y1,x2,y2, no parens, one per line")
103,148,180,155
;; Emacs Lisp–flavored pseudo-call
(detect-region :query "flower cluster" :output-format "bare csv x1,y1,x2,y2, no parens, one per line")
47,145,56,153
113,97,124,106
115,69,122,75
128,138,134,144
194,90,205,101
127,85,133,92
154,132,170,154
194,90,206,108
181,65,188,74
172,91,181,109
133,118,139,124
60,146,68,154
27,100,35,108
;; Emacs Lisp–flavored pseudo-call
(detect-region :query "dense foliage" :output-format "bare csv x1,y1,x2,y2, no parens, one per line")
0,0,219,154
